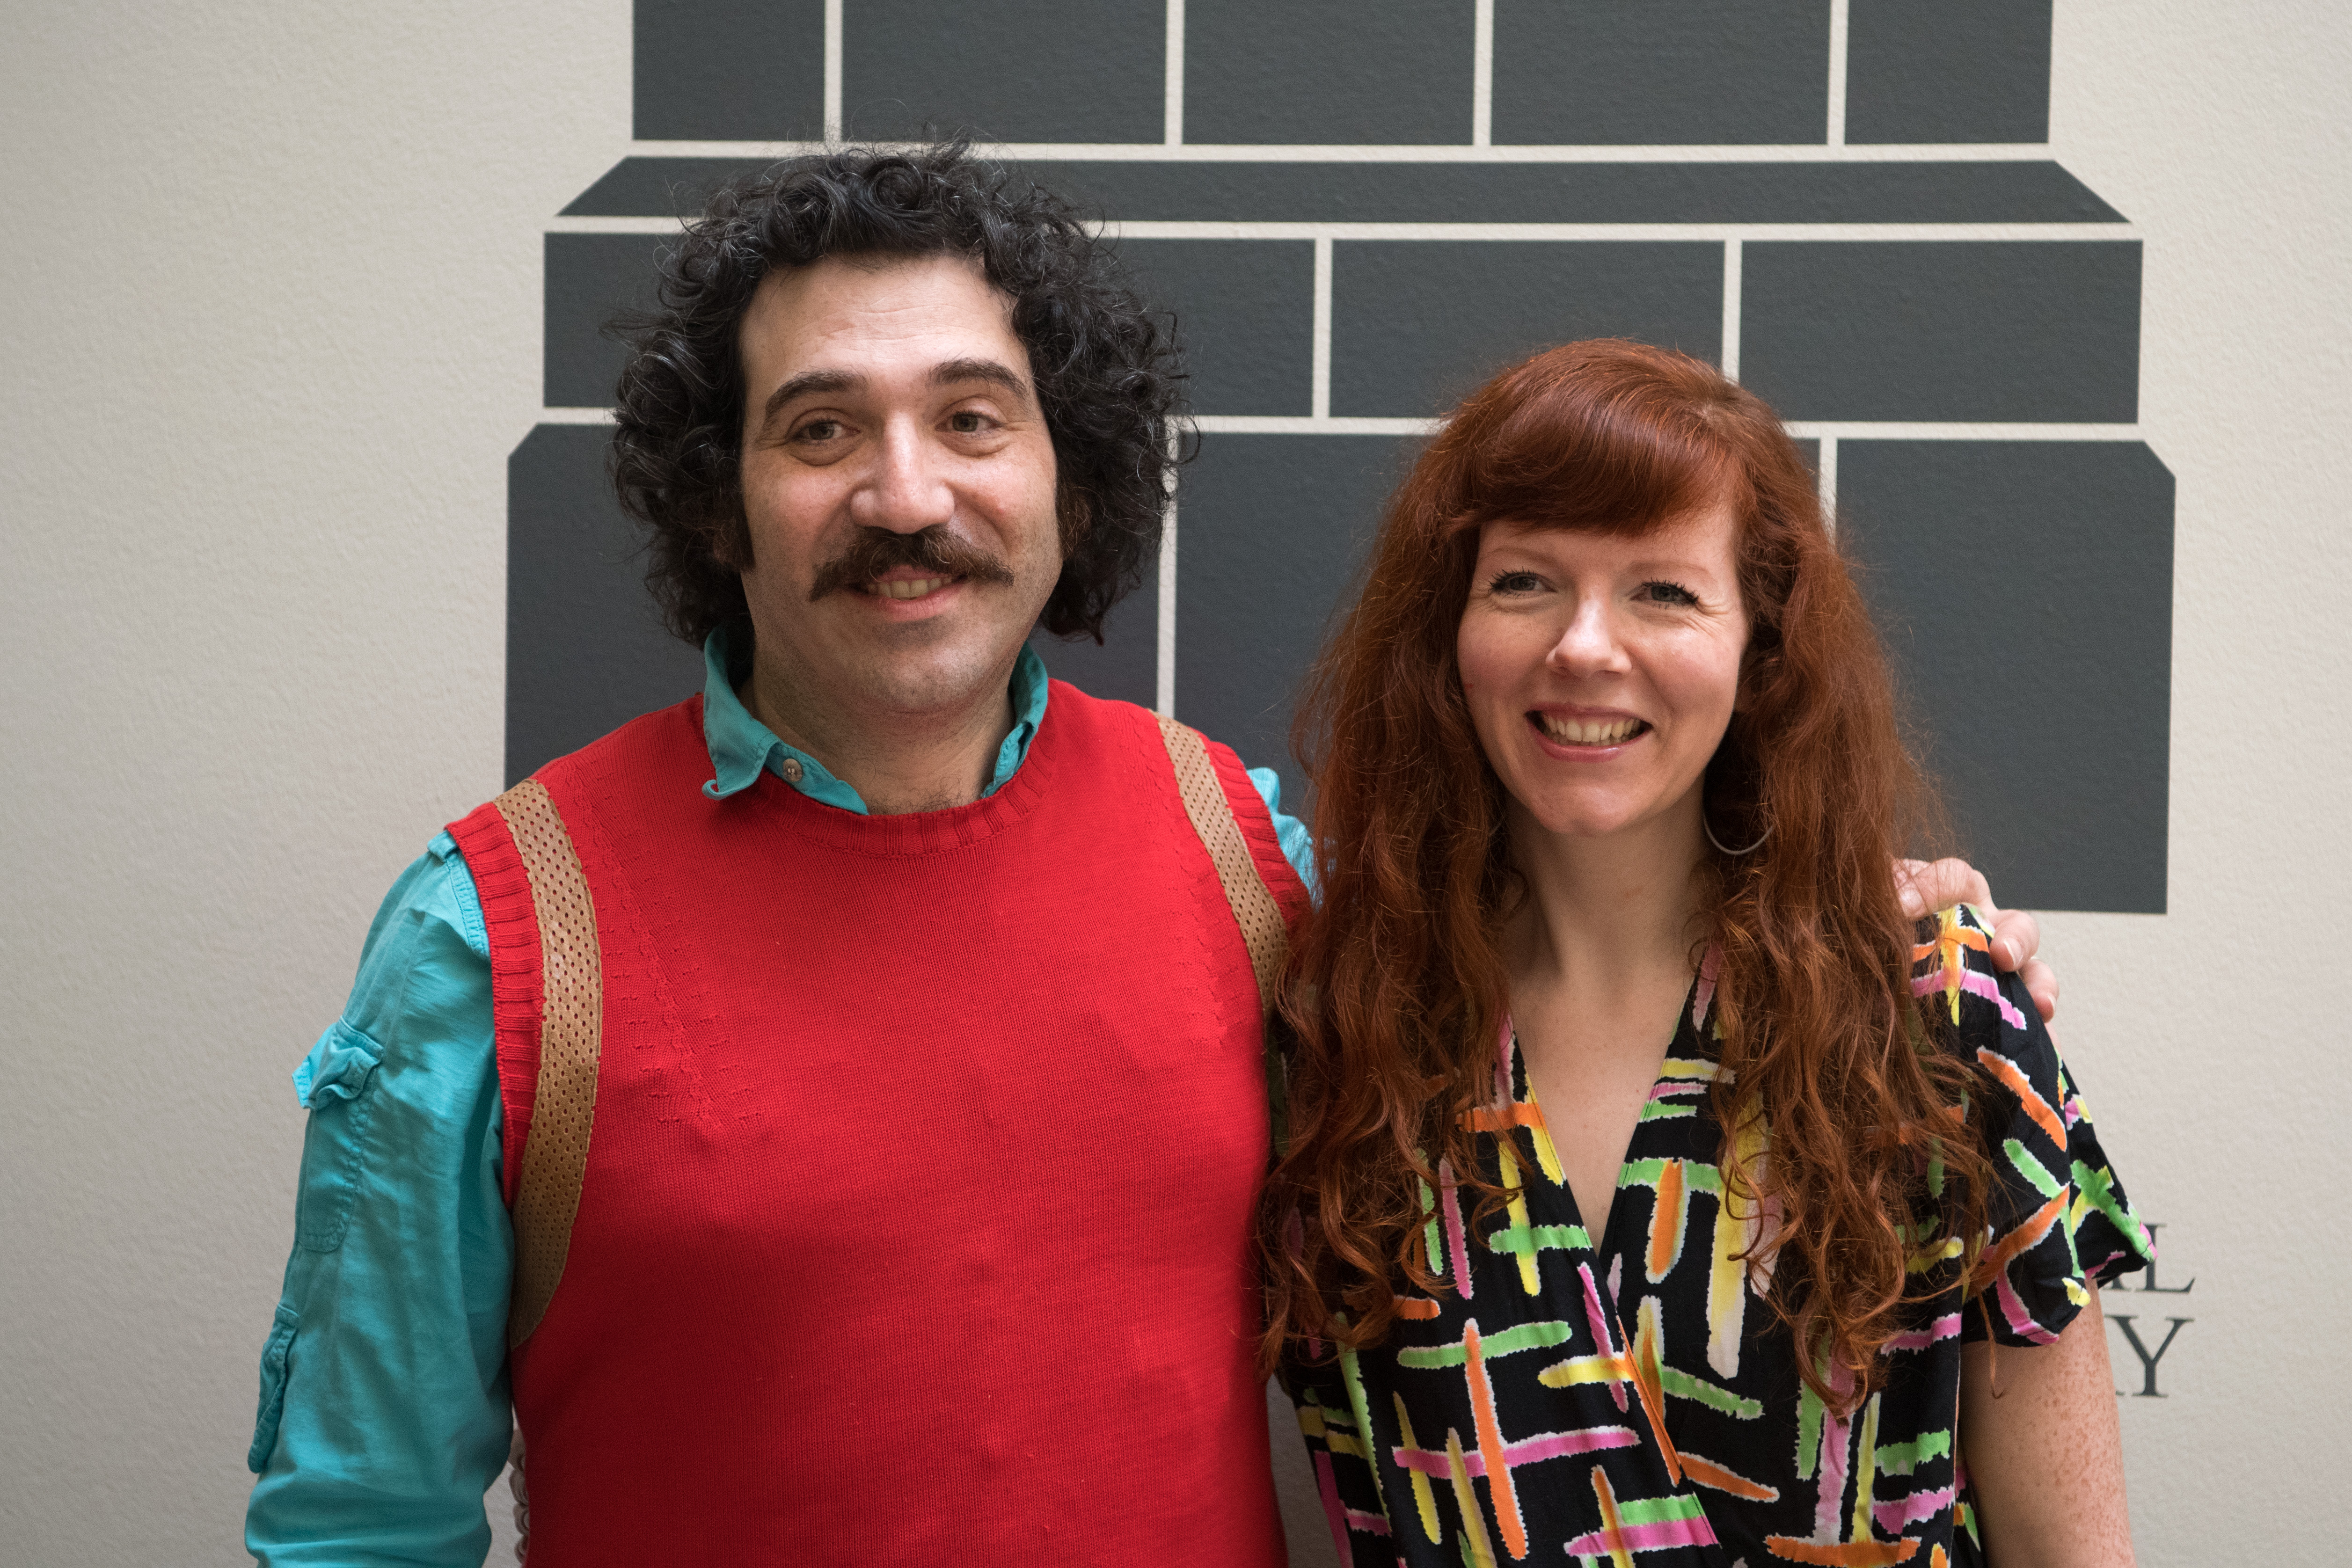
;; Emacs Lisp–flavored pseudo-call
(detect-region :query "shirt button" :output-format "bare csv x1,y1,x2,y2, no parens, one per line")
779,758,805,784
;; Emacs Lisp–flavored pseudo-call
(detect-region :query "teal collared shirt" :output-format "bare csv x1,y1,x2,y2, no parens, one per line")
698,624,1050,810
244,634,1312,1567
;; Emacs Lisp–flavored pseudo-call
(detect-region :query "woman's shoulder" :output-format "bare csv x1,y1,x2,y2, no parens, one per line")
1909,902,2068,1136
1908,903,2034,1050
1911,904,2157,1334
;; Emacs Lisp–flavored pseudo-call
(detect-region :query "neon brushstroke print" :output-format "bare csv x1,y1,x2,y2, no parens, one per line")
1280,905,2149,1565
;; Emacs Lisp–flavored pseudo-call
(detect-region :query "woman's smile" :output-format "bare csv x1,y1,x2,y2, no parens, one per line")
1528,707,1652,751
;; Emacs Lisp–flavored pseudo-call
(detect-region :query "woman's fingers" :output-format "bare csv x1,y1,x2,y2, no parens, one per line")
1895,860,2058,1021
1894,856,1992,918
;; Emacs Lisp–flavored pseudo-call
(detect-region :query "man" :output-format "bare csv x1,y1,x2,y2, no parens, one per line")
244,145,2047,1564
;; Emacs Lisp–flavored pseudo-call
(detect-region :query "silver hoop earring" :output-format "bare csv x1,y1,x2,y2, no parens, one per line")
1704,812,1772,856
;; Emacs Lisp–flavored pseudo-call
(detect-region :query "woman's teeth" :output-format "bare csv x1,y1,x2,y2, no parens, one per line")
1535,714,1646,745
866,576,953,599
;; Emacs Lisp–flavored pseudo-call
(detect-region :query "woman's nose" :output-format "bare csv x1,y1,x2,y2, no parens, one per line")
1545,597,1630,676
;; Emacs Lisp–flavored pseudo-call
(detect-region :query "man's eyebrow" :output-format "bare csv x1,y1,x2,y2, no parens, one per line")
930,357,1033,402
760,369,862,425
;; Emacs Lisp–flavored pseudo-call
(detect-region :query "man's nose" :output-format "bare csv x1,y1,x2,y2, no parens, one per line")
850,421,957,533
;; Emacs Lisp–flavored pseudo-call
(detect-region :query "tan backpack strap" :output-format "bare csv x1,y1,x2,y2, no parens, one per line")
494,778,603,1348
1157,715,1289,1015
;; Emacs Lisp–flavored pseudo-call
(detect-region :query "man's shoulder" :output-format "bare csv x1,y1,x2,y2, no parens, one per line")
542,694,709,786
470,696,709,818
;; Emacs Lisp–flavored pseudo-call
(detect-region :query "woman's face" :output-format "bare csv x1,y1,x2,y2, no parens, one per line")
1457,503,1749,845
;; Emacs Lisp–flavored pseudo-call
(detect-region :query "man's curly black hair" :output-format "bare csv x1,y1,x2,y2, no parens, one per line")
608,142,1186,648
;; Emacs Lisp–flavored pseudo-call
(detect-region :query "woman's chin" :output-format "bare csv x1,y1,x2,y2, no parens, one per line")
1510,788,1704,848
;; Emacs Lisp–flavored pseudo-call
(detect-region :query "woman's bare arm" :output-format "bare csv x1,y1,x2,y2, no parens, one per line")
1958,1282,2134,1566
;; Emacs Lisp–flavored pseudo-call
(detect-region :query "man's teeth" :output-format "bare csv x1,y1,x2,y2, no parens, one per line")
1536,714,1645,745
866,576,953,599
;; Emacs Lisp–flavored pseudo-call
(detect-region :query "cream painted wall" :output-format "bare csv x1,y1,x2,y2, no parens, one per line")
1,3,2343,1562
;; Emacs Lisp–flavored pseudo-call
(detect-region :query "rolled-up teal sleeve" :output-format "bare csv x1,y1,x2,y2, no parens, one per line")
1243,765,1318,897
246,832,513,1567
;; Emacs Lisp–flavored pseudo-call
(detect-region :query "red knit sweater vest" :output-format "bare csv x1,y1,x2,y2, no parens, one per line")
447,682,1307,1564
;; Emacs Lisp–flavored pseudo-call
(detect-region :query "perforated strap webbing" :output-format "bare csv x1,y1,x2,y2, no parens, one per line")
494,778,603,1349
1156,715,1290,1017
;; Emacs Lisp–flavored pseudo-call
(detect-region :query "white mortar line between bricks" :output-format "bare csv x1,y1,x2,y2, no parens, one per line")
1156,429,1180,715
822,0,844,146
553,218,2138,242
1720,238,1743,382
1826,0,1849,148
1093,222,2135,243
560,221,2145,246
1472,0,1495,148
1162,0,1185,147
620,140,2061,164
1782,422,2143,440
1310,238,1334,421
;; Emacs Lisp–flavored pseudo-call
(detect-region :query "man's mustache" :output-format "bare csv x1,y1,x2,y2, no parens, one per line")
806,525,1017,602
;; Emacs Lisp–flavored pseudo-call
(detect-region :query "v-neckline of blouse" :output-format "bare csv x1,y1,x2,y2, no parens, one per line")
1507,958,1715,1279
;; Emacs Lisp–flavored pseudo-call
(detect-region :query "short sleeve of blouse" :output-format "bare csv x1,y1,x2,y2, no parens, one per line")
1917,905,2155,1347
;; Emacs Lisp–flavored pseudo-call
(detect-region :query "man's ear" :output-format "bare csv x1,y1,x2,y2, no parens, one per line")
711,502,753,571
1055,484,1094,555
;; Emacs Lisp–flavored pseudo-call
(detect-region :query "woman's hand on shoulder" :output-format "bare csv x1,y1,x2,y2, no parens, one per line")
1896,858,2057,1022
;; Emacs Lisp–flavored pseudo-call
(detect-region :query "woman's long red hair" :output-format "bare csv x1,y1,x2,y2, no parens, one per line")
1260,340,1991,1408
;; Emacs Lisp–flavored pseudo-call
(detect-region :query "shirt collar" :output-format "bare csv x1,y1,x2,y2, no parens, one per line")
699,624,1051,815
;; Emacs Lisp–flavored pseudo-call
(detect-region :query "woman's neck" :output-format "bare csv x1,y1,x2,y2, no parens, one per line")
1504,787,1709,1009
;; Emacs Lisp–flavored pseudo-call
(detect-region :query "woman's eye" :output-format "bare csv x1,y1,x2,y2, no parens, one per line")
1488,570,1544,595
793,419,841,444
947,410,990,434
1639,580,1700,606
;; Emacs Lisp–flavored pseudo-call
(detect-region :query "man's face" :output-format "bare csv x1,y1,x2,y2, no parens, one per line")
734,253,1062,723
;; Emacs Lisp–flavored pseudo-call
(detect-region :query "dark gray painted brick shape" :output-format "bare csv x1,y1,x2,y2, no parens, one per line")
842,0,1162,144
1741,241,2141,422
1839,440,2172,912
1174,433,1423,803
1494,0,1832,146
1118,240,1315,416
1846,0,2053,145
1028,563,1157,711
544,234,667,408
548,232,1320,418
634,0,826,141
507,424,705,785
1333,241,1723,418
565,157,2126,226
1183,0,1475,145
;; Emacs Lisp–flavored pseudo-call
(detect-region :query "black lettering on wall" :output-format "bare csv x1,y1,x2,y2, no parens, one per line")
2109,1313,2190,1398
2135,1221,2196,1293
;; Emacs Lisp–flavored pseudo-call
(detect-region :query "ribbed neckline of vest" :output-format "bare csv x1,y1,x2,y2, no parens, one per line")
739,696,1060,857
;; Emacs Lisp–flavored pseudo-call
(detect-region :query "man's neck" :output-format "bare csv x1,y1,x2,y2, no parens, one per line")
739,650,1018,817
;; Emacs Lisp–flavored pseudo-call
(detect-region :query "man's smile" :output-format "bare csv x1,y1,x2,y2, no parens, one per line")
863,574,958,600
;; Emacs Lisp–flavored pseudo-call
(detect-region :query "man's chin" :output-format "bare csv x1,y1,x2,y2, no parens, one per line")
824,632,1026,718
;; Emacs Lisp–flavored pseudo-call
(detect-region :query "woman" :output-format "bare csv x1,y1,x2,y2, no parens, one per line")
1265,341,2149,1567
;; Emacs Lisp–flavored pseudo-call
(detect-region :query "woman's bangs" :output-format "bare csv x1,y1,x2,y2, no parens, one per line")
1444,374,1740,540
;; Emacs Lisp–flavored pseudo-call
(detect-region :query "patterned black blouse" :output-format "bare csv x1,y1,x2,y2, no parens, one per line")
1281,905,2152,1567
